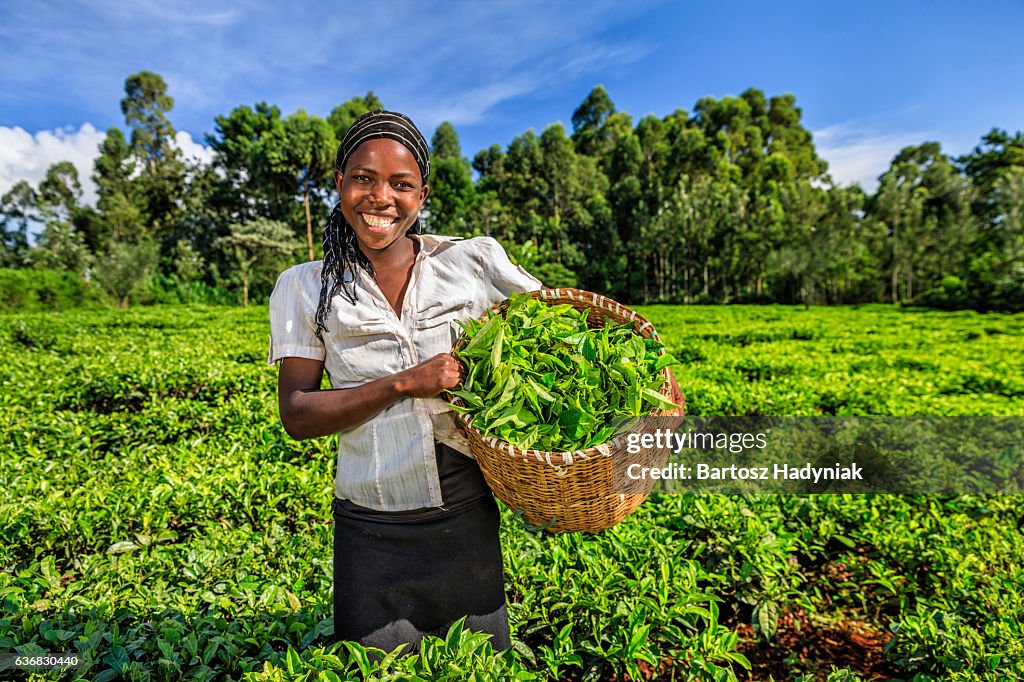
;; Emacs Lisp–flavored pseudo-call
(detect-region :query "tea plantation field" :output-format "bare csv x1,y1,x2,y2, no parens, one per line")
1,304,1023,681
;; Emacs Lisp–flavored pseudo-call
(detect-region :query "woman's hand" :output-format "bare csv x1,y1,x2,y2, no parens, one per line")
277,354,465,440
396,353,465,398
666,368,685,417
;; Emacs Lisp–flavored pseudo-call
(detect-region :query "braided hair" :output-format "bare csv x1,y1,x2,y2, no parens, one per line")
315,110,431,338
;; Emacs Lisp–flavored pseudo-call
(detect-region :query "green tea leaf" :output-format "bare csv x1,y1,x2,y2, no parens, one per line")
453,294,673,451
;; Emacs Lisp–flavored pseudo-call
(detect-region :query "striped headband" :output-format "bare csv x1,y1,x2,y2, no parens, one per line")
335,110,431,184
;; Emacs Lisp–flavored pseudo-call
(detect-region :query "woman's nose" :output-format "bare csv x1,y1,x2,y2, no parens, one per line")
367,181,393,204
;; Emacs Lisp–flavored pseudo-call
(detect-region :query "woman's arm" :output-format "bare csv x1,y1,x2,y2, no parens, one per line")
278,353,464,440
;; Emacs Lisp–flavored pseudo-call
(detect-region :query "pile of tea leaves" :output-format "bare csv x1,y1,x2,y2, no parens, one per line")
449,292,677,452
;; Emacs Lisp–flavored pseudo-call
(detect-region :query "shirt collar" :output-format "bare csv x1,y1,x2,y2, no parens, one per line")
410,233,453,257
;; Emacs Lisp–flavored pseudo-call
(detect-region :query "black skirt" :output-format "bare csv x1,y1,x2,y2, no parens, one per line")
331,445,510,653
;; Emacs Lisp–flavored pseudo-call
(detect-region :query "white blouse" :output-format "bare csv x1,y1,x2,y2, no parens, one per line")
268,234,542,511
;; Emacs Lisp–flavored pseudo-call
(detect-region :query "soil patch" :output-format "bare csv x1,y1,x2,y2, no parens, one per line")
735,607,901,680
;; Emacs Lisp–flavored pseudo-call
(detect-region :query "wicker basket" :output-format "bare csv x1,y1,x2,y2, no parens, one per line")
446,288,684,533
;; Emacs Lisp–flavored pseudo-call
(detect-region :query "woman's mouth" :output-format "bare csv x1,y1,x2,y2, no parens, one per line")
360,213,398,229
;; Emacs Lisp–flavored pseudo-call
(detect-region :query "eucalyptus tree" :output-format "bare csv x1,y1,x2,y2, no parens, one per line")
978,166,1024,308
537,123,611,290
959,128,1024,218
571,85,616,159
873,143,973,302
498,130,547,248
959,129,1024,308
605,126,644,299
471,144,515,240
328,91,384,142
0,181,38,267
264,110,337,261
28,163,96,276
207,102,290,225
93,128,144,249
428,122,475,235
120,71,187,246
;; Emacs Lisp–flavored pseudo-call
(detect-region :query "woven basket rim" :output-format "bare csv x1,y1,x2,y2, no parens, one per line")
444,288,675,466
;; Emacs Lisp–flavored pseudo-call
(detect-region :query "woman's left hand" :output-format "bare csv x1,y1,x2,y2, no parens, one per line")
666,368,685,417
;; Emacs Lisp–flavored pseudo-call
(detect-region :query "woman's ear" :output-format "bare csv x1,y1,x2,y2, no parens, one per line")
333,169,344,194
420,183,430,205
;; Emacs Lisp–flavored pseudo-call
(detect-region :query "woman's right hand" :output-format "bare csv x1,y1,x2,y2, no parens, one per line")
397,353,465,398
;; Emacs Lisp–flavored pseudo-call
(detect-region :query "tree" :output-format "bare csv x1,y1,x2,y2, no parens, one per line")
0,180,38,267
605,127,645,298
536,123,610,288
92,127,144,249
215,218,296,306
264,111,336,261
30,162,93,275
498,130,547,246
328,92,384,141
428,122,475,235
93,239,158,308
207,103,290,224
168,238,207,303
959,128,1024,215
764,92,828,181
122,71,177,167
38,162,82,222
872,142,973,302
119,71,186,246
30,221,93,275
571,85,616,157
968,166,1024,309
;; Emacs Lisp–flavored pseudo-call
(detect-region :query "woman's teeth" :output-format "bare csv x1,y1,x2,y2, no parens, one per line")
362,214,395,228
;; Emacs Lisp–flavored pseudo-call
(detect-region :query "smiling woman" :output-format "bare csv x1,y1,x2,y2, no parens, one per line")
267,110,542,655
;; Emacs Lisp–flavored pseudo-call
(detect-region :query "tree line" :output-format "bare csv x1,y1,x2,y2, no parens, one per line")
2,72,1022,310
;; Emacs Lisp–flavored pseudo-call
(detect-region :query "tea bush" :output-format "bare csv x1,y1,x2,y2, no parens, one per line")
1,304,1022,680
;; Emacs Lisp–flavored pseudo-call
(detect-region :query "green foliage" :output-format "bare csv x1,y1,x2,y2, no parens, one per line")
1,304,1023,680
5,72,1022,314
215,218,298,307
641,303,1024,416
452,293,676,451
120,71,188,246
93,239,159,308
264,110,337,260
571,84,617,158
502,241,578,289
327,91,384,142
0,180,37,267
122,71,177,163
245,620,542,681
0,268,104,310
427,122,475,235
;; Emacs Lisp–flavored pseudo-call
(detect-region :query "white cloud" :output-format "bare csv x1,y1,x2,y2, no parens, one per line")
415,80,540,129
0,124,213,208
174,131,214,167
0,123,106,205
813,122,931,192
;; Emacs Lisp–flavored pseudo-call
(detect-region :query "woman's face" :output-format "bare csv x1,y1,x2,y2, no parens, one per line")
335,138,429,255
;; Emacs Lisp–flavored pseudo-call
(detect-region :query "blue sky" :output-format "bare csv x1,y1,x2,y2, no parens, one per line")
2,0,1023,204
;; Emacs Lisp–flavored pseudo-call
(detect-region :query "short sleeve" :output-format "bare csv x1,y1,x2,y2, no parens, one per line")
267,266,326,365
476,237,543,306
